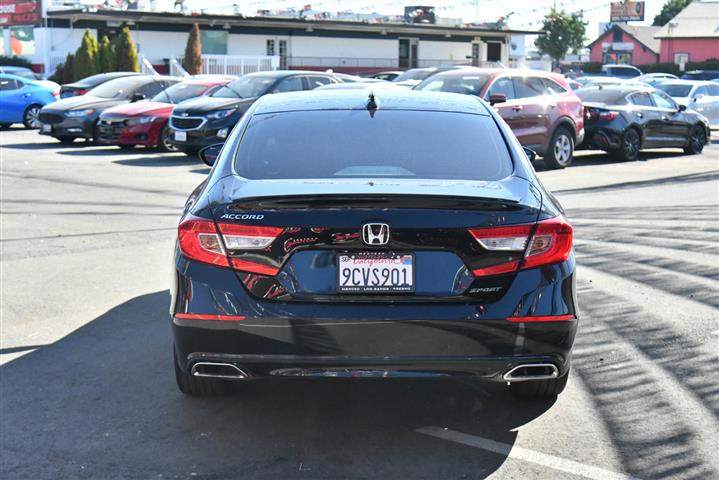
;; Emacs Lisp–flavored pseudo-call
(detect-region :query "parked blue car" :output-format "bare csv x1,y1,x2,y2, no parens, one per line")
0,74,58,129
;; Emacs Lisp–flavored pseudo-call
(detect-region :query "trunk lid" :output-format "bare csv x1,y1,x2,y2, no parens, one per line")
207,177,542,302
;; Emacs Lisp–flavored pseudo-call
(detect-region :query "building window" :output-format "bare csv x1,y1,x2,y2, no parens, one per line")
200,30,227,55
266,39,275,56
612,29,622,42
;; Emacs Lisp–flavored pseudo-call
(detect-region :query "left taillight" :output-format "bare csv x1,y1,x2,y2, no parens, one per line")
468,216,573,277
178,215,283,275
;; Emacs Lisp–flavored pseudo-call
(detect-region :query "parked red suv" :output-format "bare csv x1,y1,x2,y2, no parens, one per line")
415,69,585,169
97,78,231,151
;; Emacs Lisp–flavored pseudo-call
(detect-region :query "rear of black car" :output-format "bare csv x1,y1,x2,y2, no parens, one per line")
59,72,142,98
170,91,577,398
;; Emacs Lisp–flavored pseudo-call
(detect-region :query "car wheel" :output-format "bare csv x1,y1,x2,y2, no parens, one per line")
614,128,641,161
57,136,76,145
543,127,574,169
684,125,706,155
22,104,42,129
509,369,569,398
0,123,12,129
173,349,228,396
158,125,180,153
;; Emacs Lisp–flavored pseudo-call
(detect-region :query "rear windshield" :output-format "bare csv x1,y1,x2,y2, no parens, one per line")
393,69,434,82
575,88,627,104
234,110,512,180
655,84,692,97
88,77,145,99
416,73,490,96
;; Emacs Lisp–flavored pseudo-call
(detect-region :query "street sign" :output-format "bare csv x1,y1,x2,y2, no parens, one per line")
610,1,645,22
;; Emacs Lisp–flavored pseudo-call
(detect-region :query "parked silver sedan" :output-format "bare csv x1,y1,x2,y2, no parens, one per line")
656,80,719,130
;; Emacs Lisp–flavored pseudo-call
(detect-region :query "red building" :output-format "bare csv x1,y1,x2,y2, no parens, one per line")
654,1,719,64
587,23,660,66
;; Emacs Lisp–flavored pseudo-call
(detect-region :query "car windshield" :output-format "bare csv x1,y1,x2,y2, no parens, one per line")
88,77,144,99
234,110,512,180
393,69,434,82
211,76,275,99
656,84,693,97
415,74,490,96
152,83,211,104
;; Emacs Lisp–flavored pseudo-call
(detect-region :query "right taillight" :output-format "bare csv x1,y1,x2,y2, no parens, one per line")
522,216,573,270
178,215,282,275
467,216,572,277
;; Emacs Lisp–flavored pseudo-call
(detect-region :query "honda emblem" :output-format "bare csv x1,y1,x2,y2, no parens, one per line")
362,223,390,246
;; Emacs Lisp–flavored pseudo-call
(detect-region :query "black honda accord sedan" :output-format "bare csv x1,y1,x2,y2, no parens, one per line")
170,90,578,398
576,84,710,161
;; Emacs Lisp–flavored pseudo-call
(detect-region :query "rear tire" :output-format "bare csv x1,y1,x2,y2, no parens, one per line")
543,127,574,169
22,104,42,129
174,350,228,396
612,128,641,161
509,369,569,398
684,125,706,154
0,123,11,129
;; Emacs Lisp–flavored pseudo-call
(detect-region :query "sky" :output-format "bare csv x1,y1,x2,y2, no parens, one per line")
171,0,668,39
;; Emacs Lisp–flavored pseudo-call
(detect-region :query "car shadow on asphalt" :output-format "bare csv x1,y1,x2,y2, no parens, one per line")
534,150,689,171
0,290,555,479
113,156,202,168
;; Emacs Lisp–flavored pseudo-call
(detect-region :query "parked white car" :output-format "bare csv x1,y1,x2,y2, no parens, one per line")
636,73,678,85
656,80,719,130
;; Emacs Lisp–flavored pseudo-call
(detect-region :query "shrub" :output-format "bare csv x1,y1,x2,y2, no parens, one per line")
0,55,33,68
74,29,100,80
114,26,139,72
182,23,203,75
62,53,75,84
98,35,115,73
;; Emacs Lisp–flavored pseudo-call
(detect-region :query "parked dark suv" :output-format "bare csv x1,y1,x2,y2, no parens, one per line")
415,69,585,169
168,70,343,155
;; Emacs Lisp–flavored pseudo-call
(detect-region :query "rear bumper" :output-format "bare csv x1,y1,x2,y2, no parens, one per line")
172,317,577,381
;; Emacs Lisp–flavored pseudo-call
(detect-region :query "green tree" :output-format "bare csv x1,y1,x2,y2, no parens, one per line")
114,26,139,72
535,9,587,66
653,0,692,26
62,53,75,83
98,35,115,73
182,23,203,75
74,29,100,80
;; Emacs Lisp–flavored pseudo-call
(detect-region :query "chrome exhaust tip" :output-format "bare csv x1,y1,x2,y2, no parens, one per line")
191,362,248,379
503,363,559,382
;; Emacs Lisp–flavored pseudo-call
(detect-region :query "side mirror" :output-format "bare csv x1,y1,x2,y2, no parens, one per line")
693,94,705,101
489,93,507,105
198,143,223,167
523,147,537,162
678,104,687,112
131,92,146,102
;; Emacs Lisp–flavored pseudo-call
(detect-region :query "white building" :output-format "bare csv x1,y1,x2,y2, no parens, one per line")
19,7,540,76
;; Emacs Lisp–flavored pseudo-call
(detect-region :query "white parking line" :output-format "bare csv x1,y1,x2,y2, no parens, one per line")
416,426,640,480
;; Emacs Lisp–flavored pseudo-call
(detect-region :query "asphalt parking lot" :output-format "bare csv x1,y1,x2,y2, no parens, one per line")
1,128,717,480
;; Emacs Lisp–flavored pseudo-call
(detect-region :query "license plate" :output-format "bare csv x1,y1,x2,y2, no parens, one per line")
41,123,51,133
174,131,186,142
337,252,414,293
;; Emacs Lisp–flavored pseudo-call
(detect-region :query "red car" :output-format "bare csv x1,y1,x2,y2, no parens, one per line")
415,69,585,169
97,78,231,151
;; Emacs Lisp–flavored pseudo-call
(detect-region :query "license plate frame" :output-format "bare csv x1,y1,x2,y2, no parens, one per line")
174,131,186,142
336,251,415,294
